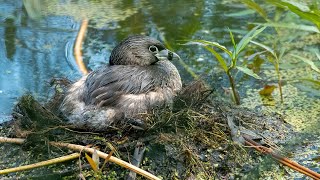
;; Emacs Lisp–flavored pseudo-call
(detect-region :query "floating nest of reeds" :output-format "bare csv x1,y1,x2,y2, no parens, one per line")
0,79,294,179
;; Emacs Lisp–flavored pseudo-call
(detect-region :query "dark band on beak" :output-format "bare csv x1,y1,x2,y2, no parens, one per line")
168,51,173,60
155,49,180,61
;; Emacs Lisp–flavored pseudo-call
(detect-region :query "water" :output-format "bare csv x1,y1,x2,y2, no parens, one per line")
0,0,252,120
0,0,319,178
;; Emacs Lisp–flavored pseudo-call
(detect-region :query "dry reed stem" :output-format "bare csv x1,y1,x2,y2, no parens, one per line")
0,137,160,180
243,136,320,180
74,19,89,75
0,153,80,175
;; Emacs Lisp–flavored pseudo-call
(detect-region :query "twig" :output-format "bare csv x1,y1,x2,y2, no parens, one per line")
0,153,80,175
243,135,320,180
74,19,89,75
0,137,160,180
224,116,320,180
0,137,24,144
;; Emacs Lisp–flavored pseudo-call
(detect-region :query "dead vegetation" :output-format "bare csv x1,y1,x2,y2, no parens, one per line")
0,80,294,179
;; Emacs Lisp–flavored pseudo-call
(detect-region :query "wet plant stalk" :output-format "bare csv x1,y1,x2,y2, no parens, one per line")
243,136,320,179
277,71,283,103
227,69,240,105
274,60,283,103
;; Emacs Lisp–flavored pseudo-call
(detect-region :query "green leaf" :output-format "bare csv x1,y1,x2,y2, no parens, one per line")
241,0,268,20
266,0,320,29
236,66,262,79
185,40,232,57
291,54,320,73
235,26,266,57
225,9,256,17
250,40,276,57
299,78,320,86
279,48,286,60
253,22,319,33
228,28,236,48
204,46,228,72
316,52,320,61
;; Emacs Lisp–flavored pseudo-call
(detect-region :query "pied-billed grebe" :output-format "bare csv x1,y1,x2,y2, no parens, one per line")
60,35,182,130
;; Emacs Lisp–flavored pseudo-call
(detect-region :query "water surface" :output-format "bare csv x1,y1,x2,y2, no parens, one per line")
0,0,319,178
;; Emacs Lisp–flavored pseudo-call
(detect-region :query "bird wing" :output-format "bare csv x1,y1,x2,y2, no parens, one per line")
84,65,155,107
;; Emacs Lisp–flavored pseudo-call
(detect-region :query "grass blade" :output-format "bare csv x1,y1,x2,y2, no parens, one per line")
236,66,262,79
251,40,276,57
291,54,320,73
204,46,228,72
241,0,268,20
185,40,233,57
266,0,320,29
253,22,319,33
299,78,320,86
316,52,320,61
228,28,236,48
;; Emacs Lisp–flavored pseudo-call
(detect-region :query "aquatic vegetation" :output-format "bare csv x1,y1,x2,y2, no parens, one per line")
240,0,320,102
186,26,265,105
265,0,320,30
291,52,320,86
250,40,285,102
241,0,320,31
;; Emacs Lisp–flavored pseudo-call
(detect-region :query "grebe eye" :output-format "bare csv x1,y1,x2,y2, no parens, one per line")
149,45,158,53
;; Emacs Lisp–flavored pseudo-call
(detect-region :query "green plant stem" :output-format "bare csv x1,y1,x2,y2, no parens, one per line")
227,70,240,105
276,70,283,103
274,59,283,103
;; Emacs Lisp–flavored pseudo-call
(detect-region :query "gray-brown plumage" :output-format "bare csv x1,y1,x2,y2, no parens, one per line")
60,35,182,131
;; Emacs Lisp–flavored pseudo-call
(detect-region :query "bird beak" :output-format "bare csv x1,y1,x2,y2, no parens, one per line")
155,49,181,61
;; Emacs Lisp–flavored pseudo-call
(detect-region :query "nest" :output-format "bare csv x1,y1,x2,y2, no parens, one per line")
0,79,293,179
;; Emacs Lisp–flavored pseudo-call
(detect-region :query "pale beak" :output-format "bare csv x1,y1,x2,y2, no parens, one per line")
155,49,181,61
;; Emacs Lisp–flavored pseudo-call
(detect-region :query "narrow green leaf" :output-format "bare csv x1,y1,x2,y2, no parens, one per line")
291,54,320,73
185,40,232,57
235,26,266,56
225,9,256,17
316,52,320,61
236,66,262,79
241,0,268,20
251,40,276,57
228,28,236,48
253,22,319,33
266,0,320,29
278,48,286,61
204,46,228,73
299,78,320,86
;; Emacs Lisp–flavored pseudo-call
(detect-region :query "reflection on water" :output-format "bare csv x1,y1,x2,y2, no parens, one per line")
0,0,319,177
0,1,80,119
0,0,239,121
